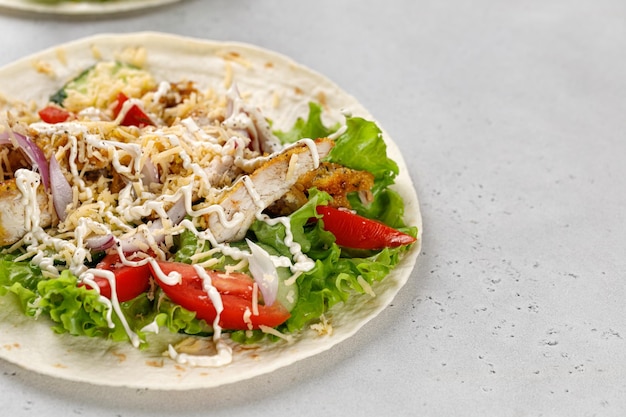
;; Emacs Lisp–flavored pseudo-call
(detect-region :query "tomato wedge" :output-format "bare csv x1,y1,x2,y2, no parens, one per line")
87,253,152,302
152,261,290,330
112,92,154,127
38,105,71,123
316,205,416,250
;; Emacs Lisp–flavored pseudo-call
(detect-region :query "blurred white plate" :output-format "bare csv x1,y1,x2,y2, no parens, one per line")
0,0,181,15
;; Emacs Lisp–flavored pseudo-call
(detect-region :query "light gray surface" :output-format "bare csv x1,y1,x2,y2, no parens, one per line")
1,0,625,415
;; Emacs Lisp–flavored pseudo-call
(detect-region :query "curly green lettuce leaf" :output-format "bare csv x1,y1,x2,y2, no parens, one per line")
250,188,334,257
0,255,41,292
275,102,403,226
283,241,411,332
0,254,211,344
246,188,414,334
275,103,399,189
30,270,130,340
144,295,211,337
173,227,203,263
274,102,337,144
348,187,410,229
326,116,399,186
0,256,41,311
1,102,415,348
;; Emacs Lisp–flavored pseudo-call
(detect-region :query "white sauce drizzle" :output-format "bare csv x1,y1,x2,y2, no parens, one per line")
13,132,314,361
181,117,220,144
15,169,89,277
114,98,152,126
77,107,107,121
152,81,170,103
328,123,348,140
13,91,335,368
140,319,160,334
81,269,141,348
167,265,232,367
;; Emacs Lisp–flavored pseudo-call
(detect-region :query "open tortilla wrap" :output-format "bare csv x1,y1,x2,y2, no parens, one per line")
0,32,422,390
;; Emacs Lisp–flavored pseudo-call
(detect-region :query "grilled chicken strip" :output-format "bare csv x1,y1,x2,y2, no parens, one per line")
0,178,52,246
267,162,375,216
205,138,334,243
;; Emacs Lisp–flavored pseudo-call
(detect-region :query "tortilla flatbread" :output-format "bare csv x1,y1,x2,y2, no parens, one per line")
0,32,422,390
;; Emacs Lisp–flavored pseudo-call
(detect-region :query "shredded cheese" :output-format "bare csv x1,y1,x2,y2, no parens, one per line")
259,325,294,343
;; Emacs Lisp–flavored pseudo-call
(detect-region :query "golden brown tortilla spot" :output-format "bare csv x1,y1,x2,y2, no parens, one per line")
90,44,102,60
223,61,233,89
145,359,164,368
218,51,252,68
111,351,127,363
316,91,328,109
264,61,274,69
32,60,56,78
293,86,304,95
235,344,260,352
53,363,67,369
55,47,67,66
272,91,280,109
115,47,148,68
174,365,186,372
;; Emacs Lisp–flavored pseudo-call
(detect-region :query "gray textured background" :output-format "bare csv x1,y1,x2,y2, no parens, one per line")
1,1,625,415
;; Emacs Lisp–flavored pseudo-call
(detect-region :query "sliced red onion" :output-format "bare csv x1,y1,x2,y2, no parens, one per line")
141,157,160,186
49,156,73,220
225,85,237,119
224,84,281,155
165,196,188,225
119,197,187,253
245,105,282,155
0,130,50,189
245,239,278,307
85,234,115,250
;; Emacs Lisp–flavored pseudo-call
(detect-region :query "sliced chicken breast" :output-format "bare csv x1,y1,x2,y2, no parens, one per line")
205,138,334,243
0,178,52,246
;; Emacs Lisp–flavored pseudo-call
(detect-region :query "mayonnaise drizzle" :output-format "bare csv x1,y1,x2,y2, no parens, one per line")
167,339,232,368
152,81,170,103
13,132,315,355
16,169,89,276
114,98,153,126
11,87,334,367
166,265,232,367
81,269,142,348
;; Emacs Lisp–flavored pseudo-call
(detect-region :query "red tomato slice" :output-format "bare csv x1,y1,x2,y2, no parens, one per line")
87,253,152,302
112,92,154,127
152,261,290,330
155,261,255,299
38,105,71,123
316,205,416,250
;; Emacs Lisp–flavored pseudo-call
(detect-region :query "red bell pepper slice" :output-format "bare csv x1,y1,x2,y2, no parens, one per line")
151,261,290,330
38,105,71,123
112,92,154,127
316,205,416,250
